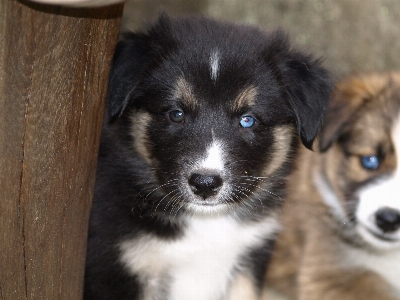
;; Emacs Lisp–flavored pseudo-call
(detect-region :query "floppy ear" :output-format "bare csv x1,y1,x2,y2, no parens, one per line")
106,34,151,122
106,14,177,123
265,32,333,149
318,75,384,151
280,52,332,149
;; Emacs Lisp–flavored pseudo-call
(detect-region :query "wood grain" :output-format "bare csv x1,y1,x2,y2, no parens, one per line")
0,1,123,298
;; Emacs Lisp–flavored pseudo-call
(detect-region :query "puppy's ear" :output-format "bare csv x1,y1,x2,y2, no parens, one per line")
107,15,177,123
106,34,151,123
266,32,333,149
283,55,332,150
319,75,387,151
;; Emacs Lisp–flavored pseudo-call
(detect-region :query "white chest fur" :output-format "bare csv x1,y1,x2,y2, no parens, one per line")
344,246,400,294
119,215,279,300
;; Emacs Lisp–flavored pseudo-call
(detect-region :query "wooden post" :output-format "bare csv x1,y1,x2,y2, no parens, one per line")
0,1,123,298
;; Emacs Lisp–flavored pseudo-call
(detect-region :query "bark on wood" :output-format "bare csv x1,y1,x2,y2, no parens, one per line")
0,1,123,298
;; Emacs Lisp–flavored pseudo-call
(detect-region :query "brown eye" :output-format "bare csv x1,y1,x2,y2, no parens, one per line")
169,110,184,123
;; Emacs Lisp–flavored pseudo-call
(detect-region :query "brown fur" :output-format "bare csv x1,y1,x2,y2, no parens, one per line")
265,72,400,300
173,77,198,110
233,85,258,112
130,110,152,164
263,125,296,177
228,274,259,300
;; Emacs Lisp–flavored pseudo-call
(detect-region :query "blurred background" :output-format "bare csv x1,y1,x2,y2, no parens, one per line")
121,0,400,79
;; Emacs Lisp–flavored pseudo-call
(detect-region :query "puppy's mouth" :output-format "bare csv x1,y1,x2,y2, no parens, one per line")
184,196,231,216
180,171,237,215
363,226,400,242
357,219,400,249
190,197,224,206
355,204,400,248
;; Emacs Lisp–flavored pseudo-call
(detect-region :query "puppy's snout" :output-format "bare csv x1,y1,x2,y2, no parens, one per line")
375,207,400,233
188,173,223,199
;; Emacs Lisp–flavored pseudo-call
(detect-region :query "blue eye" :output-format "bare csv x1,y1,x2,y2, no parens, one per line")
169,110,184,123
240,116,255,128
360,155,379,170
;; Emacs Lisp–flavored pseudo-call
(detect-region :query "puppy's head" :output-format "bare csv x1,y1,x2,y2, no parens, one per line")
106,15,331,218
319,73,400,249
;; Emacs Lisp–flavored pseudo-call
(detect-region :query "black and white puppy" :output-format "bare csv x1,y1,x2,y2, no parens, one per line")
84,15,332,300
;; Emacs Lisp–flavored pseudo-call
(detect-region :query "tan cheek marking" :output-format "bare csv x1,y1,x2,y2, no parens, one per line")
227,274,258,300
262,125,295,176
233,86,258,112
322,145,367,208
173,77,197,110
322,145,348,198
130,110,152,165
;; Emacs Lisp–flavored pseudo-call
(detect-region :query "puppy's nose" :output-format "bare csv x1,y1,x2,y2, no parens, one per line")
188,173,223,199
375,207,400,233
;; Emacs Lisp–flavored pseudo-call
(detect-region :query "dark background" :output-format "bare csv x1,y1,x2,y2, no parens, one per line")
121,0,400,79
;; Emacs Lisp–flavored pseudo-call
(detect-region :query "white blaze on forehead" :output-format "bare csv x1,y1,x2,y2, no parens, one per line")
200,141,224,171
209,50,220,82
356,117,400,240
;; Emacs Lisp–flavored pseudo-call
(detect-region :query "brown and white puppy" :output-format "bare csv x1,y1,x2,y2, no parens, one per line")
266,73,400,300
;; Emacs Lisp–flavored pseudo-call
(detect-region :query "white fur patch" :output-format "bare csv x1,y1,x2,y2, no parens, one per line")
314,173,348,223
356,118,400,248
343,244,400,294
185,202,230,216
119,215,279,300
210,50,220,82
200,140,224,171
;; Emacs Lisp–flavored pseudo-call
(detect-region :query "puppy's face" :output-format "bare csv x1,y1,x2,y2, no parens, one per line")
131,65,294,216
106,15,331,218
319,73,400,249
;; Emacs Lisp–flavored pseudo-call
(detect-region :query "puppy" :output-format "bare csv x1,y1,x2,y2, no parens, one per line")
84,14,332,300
266,73,400,300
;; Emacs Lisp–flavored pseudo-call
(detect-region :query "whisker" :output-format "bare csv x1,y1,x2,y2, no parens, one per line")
231,188,254,214
152,187,180,213
170,192,184,215
164,189,183,212
144,179,180,200
239,182,282,200
171,195,185,219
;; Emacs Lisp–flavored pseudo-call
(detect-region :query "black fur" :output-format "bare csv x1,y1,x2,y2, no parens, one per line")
85,14,332,300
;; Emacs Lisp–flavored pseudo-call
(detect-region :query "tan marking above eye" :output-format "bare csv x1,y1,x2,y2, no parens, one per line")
233,85,258,112
173,77,198,110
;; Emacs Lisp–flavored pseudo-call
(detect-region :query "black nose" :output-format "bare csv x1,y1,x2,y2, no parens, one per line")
375,207,400,233
188,173,223,199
